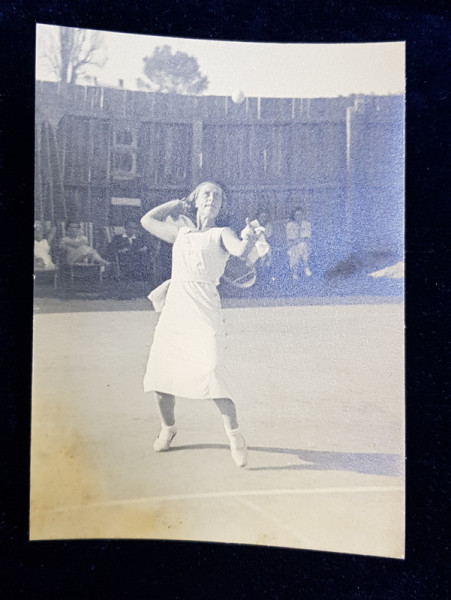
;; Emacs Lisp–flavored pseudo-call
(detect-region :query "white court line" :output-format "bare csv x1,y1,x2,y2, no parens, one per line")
36,485,404,514
235,496,312,546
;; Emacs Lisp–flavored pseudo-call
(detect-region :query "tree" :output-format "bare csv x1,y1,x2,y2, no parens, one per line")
138,45,208,94
40,26,106,85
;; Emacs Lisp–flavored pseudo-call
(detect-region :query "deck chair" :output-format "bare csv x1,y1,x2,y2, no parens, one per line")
34,266,57,291
55,222,105,297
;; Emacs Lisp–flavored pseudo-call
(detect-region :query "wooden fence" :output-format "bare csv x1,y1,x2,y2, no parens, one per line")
35,82,404,270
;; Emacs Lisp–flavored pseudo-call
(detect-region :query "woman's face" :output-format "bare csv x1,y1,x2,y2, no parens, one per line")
294,210,304,223
195,183,223,220
257,211,269,226
34,225,44,241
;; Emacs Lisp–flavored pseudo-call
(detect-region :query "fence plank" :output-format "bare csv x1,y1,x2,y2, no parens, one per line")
260,98,292,121
102,88,126,116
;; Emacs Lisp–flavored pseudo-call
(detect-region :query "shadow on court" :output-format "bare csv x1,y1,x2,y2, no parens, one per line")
169,444,403,476
31,302,404,555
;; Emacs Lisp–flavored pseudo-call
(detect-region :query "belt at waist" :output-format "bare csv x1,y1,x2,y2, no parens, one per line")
148,278,219,312
171,278,219,284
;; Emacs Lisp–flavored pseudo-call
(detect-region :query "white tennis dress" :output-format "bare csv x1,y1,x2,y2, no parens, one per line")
143,226,232,399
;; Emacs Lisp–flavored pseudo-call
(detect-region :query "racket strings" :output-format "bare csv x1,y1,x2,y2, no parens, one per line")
222,256,257,289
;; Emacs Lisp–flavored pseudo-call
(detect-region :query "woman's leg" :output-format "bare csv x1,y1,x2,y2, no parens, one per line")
287,246,301,279
153,392,177,451
156,391,176,426
212,397,238,431
299,243,312,276
212,397,247,467
90,248,109,266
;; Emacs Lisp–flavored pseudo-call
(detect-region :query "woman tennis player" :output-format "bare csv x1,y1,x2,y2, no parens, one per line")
141,181,260,467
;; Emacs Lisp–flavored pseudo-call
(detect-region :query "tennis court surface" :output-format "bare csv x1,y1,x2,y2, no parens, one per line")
30,297,404,558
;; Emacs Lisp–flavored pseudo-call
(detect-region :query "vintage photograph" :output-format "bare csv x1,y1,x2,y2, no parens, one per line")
31,24,405,558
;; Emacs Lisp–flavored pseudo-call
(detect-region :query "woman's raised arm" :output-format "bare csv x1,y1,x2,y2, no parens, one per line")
140,200,185,244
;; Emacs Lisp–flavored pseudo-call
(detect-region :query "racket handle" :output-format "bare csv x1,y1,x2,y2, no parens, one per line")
250,219,265,234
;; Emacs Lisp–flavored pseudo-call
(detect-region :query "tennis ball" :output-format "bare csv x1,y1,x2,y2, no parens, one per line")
231,89,245,104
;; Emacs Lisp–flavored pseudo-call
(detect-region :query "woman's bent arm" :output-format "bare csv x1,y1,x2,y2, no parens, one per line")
140,200,184,244
221,227,258,258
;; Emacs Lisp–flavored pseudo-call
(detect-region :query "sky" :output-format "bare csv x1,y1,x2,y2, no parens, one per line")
36,24,405,99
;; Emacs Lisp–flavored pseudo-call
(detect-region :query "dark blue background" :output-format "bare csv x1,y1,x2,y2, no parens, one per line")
1,1,450,598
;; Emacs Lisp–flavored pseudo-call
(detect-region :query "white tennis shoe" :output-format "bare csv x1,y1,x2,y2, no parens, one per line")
153,425,177,452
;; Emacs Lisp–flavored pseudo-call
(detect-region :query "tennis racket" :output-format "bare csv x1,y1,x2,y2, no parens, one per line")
221,256,257,288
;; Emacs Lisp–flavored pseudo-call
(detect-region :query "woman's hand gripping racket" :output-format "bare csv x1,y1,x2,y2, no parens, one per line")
221,219,267,289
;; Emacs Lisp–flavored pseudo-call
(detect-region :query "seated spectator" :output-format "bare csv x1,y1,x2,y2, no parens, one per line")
59,221,109,266
108,220,152,280
256,208,273,239
34,221,56,270
286,207,312,279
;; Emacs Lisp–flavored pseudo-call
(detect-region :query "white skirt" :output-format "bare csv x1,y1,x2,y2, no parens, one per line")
144,280,232,399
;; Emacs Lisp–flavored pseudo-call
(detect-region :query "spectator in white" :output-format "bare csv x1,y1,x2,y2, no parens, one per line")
286,206,312,279
59,221,109,266
34,221,56,270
